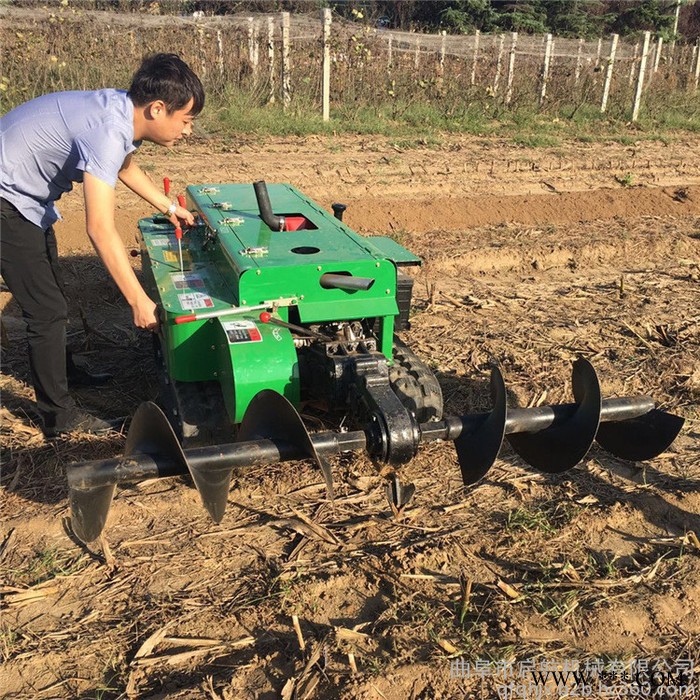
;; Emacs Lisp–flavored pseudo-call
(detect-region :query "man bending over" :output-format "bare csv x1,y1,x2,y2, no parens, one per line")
0,53,204,437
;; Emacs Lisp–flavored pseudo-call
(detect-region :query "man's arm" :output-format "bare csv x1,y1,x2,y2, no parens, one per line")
118,154,193,226
83,172,158,330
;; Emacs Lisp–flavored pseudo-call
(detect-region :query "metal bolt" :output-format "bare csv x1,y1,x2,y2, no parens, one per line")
241,300,247,304
317,265,322,271
376,262,380,267
256,269,261,275
386,289,391,294
211,345,216,350
213,371,218,377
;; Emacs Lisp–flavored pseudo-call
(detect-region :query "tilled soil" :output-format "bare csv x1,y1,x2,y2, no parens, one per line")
1,134,699,699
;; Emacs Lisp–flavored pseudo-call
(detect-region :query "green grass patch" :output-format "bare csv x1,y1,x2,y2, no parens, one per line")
200,87,700,147
8,546,87,586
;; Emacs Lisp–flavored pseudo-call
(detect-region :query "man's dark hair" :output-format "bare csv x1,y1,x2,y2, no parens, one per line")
128,53,205,115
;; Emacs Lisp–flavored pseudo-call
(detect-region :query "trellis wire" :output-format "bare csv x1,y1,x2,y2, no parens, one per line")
2,6,699,124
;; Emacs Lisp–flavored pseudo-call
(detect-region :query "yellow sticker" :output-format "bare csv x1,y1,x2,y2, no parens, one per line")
164,250,192,264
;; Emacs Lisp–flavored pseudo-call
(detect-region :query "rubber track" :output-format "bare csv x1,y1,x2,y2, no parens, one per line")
389,337,443,423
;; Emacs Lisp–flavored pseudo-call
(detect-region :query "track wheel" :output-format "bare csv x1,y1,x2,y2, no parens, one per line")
389,337,443,423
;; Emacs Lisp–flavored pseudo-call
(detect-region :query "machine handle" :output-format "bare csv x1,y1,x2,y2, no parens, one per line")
174,314,197,324
163,177,171,196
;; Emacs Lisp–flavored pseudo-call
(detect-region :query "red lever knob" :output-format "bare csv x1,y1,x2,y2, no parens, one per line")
163,177,171,196
259,311,272,323
177,194,186,209
175,314,196,324
175,226,183,240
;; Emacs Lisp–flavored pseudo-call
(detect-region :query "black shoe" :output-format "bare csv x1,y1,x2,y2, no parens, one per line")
67,365,113,387
44,409,126,439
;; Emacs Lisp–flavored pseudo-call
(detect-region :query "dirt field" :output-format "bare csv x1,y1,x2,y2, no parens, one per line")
1,134,699,699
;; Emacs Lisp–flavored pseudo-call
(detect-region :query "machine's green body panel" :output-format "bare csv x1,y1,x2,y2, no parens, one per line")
138,183,419,423
213,315,299,423
364,236,422,266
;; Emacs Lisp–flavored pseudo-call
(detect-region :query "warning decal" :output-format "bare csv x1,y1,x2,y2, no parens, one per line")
172,272,205,290
178,292,214,310
221,320,263,344
149,236,172,247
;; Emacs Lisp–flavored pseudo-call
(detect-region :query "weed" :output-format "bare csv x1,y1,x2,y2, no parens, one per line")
506,506,556,535
9,546,87,586
0,624,18,662
615,172,635,187
532,589,579,620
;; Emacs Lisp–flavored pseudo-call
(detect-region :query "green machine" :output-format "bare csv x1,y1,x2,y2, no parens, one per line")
66,181,685,543
139,181,434,438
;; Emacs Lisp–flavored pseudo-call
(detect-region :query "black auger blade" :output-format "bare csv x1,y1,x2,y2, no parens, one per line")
454,365,507,485
238,389,334,498
68,401,189,543
446,358,684,487
595,408,685,462
507,358,602,473
69,481,117,545
166,389,336,526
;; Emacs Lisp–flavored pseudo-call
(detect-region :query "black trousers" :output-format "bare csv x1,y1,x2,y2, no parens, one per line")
1,197,75,431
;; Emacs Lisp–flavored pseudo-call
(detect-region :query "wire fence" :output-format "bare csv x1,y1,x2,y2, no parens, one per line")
2,5,699,122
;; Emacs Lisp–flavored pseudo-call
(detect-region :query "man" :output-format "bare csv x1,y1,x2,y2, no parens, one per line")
0,53,204,438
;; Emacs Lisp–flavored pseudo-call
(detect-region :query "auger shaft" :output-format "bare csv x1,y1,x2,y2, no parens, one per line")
67,432,367,491
67,396,655,491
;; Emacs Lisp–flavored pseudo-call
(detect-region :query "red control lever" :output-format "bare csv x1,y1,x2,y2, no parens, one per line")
177,194,186,209
163,177,171,196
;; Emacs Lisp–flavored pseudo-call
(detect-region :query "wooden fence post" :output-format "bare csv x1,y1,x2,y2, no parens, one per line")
248,18,260,83
268,16,275,104
539,33,553,106
653,36,663,73
414,37,421,69
632,31,651,122
670,0,681,64
600,33,619,113
248,18,255,76
387,33,393,68
321,8,331,121
629,41,639,87
281,12,291,112
505,32,517,105
594,37,602,70
574,37,584,85
197,26,206,79
493,33,505,94
216,30,224,79
695,39,700,91
439,30,446,75
471,30,480,86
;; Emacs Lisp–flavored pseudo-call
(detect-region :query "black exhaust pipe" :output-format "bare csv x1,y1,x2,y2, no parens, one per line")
320,273,375,291
253,180,285,231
